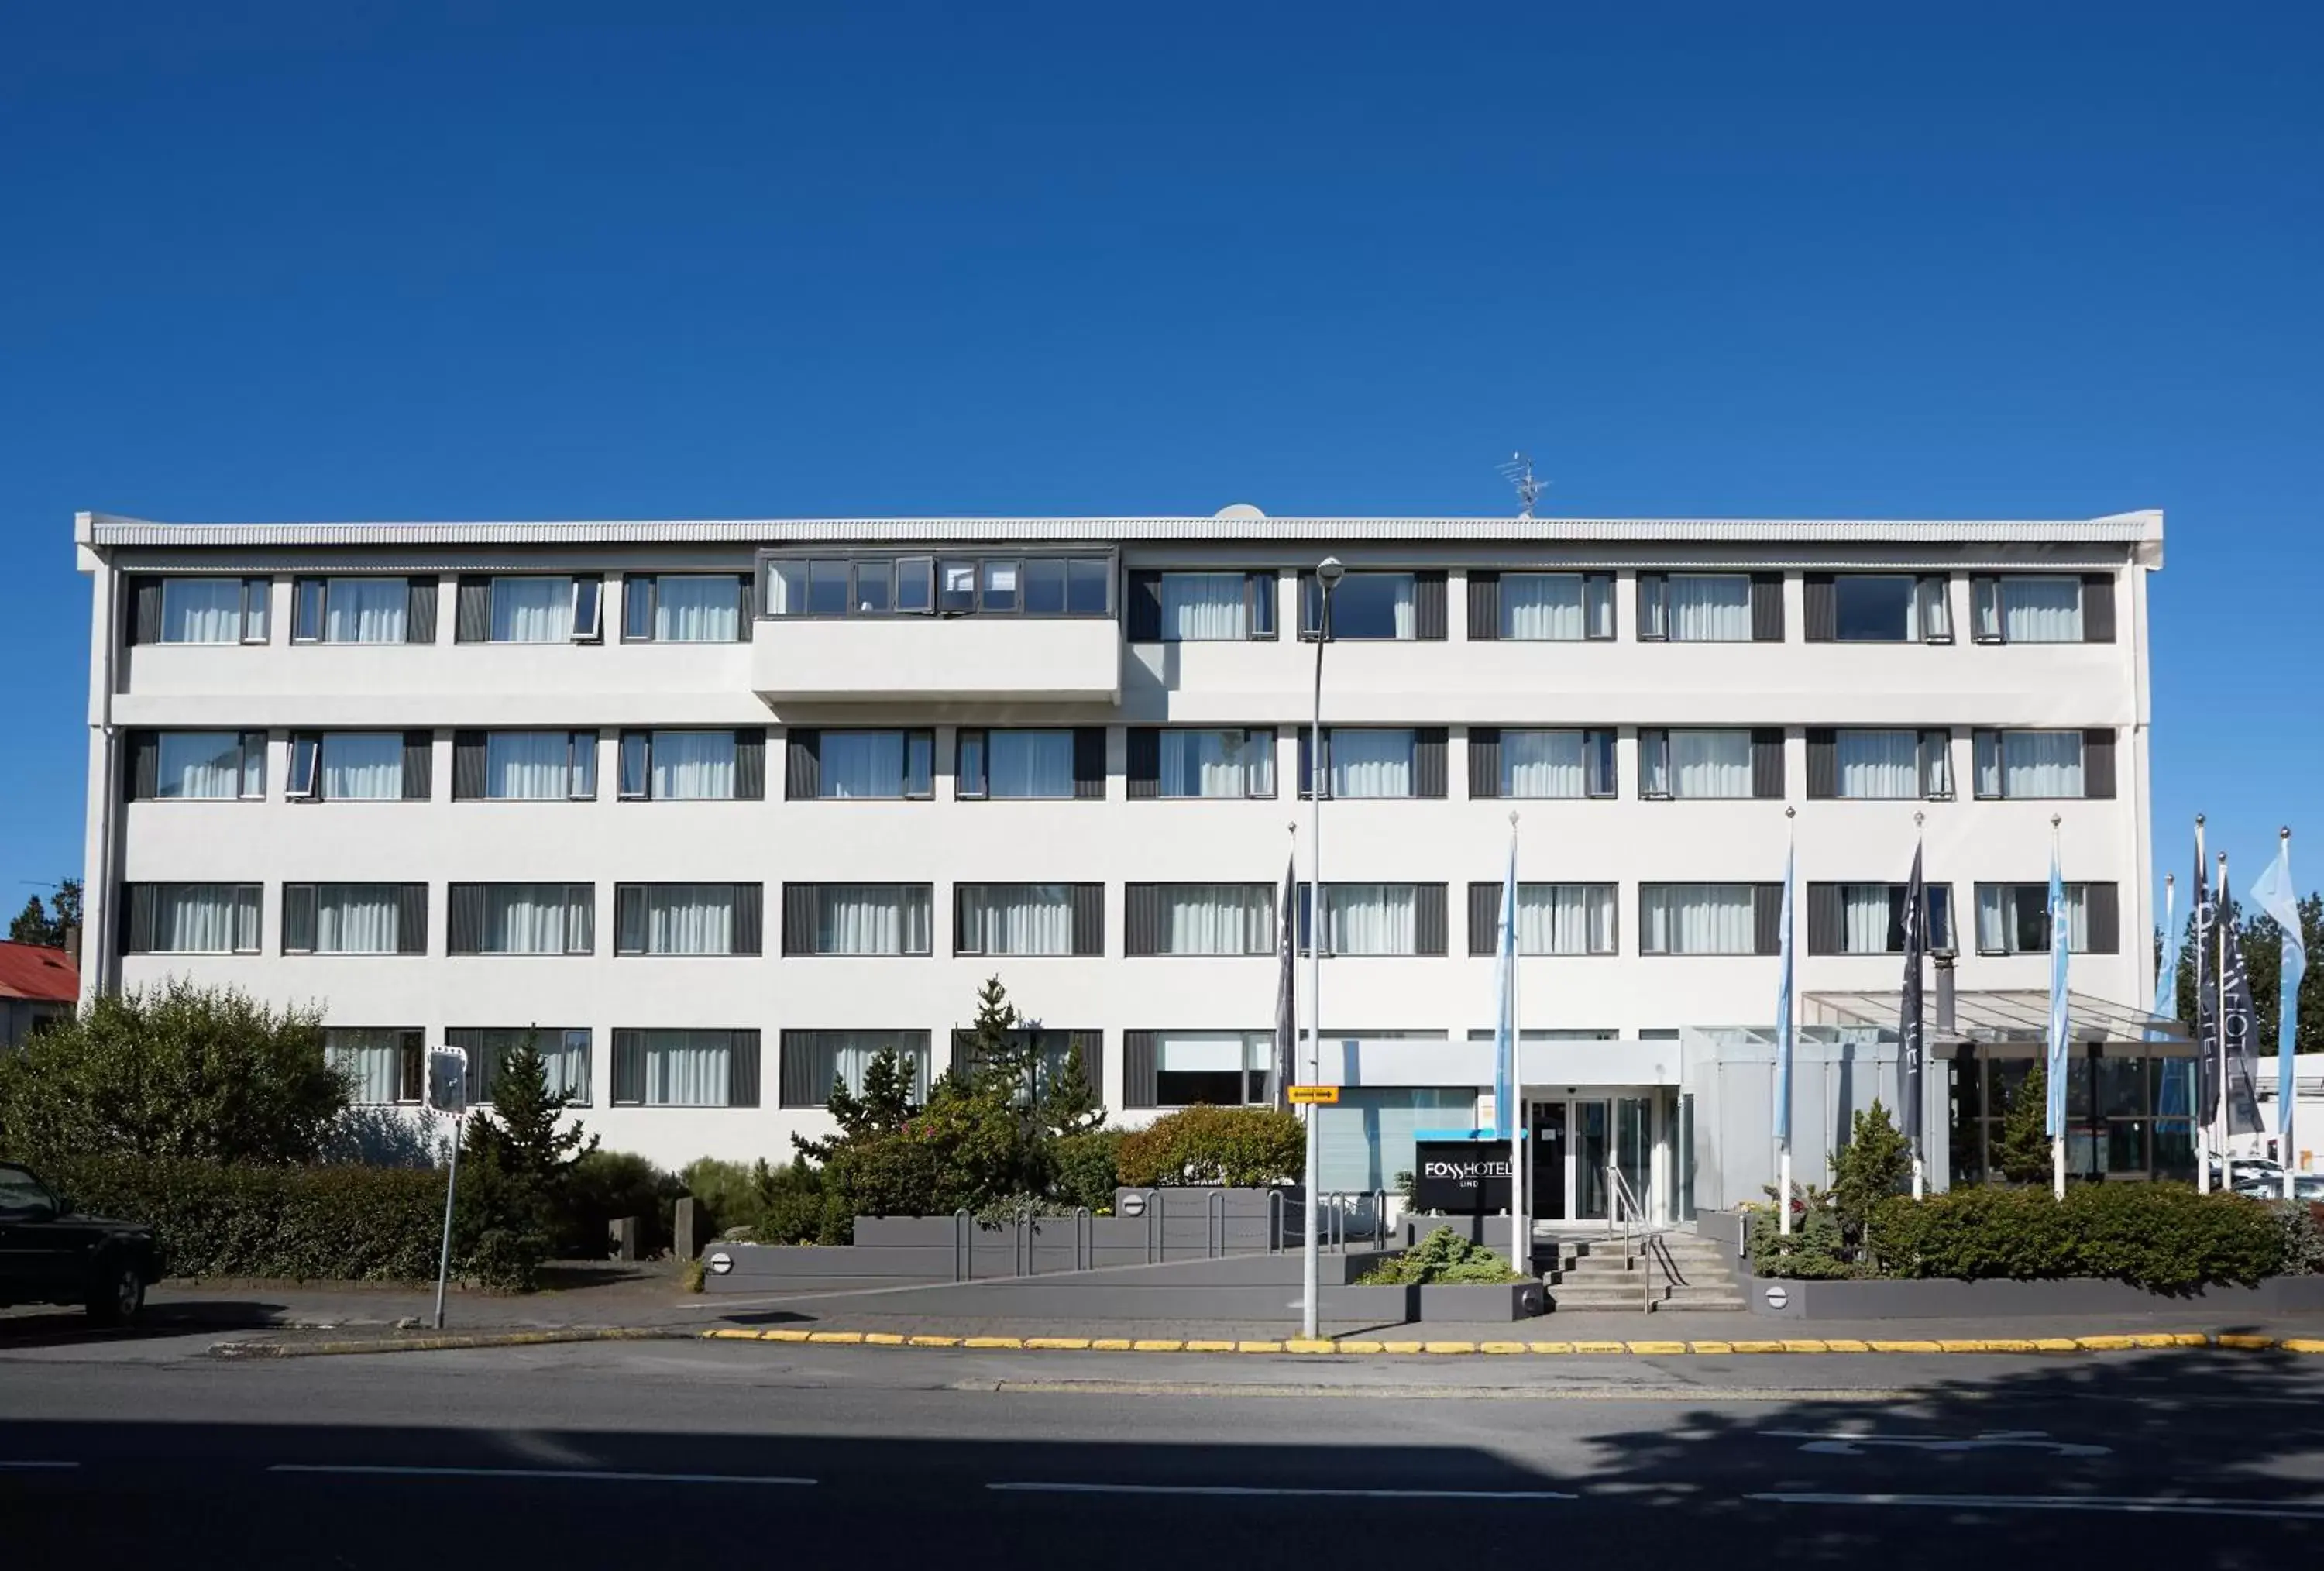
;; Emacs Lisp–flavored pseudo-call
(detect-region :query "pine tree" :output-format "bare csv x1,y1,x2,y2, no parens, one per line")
464,1032,598,1191
1995,1058,2054,1185
1829,1099,1912,1243
960,975,1030,1098
796,1048,920,1162
1038,1036,1107,1136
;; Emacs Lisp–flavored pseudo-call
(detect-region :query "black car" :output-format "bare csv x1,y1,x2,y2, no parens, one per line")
0,1163,160,1324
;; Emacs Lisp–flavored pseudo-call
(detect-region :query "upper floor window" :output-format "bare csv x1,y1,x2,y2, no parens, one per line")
617,730,765,802
1124,883,1276,957
328,1027,423,1105
292,576,435,645
621,574,749,643
1641,728,1783,800
122,882,261,955
1970,574,2114,645
954,882,1102,957
129,576,270,645
1298,727,1448,800
1467,572,1614,641
1807,882,1957,955
785,728,934,801
765,552,1111,618
1469,728,1615,799
1127,727,1276,799
1973,729,2113,799
614,882,764,957
1123,1030,1274,1109
1973,881,2119,955
282,882,428,956
781,884,934,957
611,1029,761,1109
290,731,432,802
448,1027,593,1105
1638,572,1780,642
129,731,266,801
1807,729,1952,801
455,575,601,644
1294,882,1449,957
958,727,1104,800
1467,882,1618,956
1638,882,1781,956
1300,570,1447,641
453,730,597,801
779,1030,933,1109
1803,574,1953,643
1126,571,1277,641
447,882,596,956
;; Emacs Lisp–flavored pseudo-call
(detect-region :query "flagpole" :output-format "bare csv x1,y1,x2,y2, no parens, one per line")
1911,812,1927,1202
1507,812,1527,1281
1776,806,1796,1237
2051,815,2066,1202
2218,849,2231,1172
2196,816,2210,1195
2281,828,2296,1201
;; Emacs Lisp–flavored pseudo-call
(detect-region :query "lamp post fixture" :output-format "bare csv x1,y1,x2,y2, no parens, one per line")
1302,555,1344,1341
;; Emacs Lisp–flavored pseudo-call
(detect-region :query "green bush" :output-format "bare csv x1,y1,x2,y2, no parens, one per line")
45,1155,544,1290
1051,1130,1123,1213
560,1150,683,1256
1358,1226,1523,1285
1828,1100,1911,1247
1115,1106,1305,1188
681,1157,833,1246
1749,1205,1863,1279
1869,1184,2286,1292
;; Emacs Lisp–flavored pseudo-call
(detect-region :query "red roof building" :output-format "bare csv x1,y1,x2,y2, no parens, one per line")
0,941,78,1047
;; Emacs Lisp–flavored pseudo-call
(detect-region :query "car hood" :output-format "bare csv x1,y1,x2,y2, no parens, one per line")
58,1212,155,1235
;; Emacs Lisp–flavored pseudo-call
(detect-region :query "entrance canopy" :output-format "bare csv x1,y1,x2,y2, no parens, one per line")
1801,989,2192,1052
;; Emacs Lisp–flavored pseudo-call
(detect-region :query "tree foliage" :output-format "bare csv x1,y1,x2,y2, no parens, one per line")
1116,1105,1306,1188
1993,1058,2054,1185
1829,1099,1913,1246
460,1035,598,1246
2168,889,2324,1057
8,879,82,948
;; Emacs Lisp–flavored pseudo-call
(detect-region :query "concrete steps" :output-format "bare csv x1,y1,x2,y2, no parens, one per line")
1536,1234,1748,1314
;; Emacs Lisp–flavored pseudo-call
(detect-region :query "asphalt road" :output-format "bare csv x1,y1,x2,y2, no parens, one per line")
3,1338,2320,1569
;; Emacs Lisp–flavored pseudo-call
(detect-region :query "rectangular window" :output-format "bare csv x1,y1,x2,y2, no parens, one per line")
1160,572,1253,640
1152,1030,1272,1108
1497,730,1616,799
621,574,745,642
765,553,1109,617
471,731,596,800
1126,884,1275,956
1975,882,2102,954
954,883,1085,957
1972,730,2086,799
614,883,762,956
612,1029,758,1108
1833,730,1923,799
1150,728,1275,799
1296,883,1441,957
485,576,585,643
1638,884,1759,955
784,884,934,956
798,729,935,799
327,1027,423,1105
293,577,410,645
449,883,595,955
142,731,267,800
1325,728,1415,799
1638,573,1751,641
957,728,1077,799
1303,571,1416,640
1640,728,1753,799
449,1028,593,1105
1810,882,1958,954
1470,882,1618,956
1498,573,1614,640
1972,575,2084,643
779,1030,933,1109
1824,575,1915,641
617,730,744,800
123,882,262,954
1316,1083,1470,1191
287,731,407,801
282,883,425,955
152,576,269,645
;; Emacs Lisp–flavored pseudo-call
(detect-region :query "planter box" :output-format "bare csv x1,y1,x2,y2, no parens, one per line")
1415,1281,1545,1322
1745,1271,2324,1319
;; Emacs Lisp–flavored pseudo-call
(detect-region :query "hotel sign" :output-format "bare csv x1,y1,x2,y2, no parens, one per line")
1411,1140,1512,1214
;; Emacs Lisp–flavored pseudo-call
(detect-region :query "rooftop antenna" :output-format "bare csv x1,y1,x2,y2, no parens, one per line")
1499,452,1545,520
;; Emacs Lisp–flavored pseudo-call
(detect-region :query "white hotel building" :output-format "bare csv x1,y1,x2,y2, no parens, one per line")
74,507,2168,1220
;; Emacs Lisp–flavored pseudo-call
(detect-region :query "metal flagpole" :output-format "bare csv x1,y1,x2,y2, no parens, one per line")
1300,559,1340,1342
2196,817,2211,1194
1776,807,1796,1236
2218,849,2232,1175
1910,812,1927,1202
1506,813,1527,1281
2049,816,2067,1202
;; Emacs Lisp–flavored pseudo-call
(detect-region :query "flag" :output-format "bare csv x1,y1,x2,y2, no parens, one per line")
1491,828,1518,1140
1274,852,1297,1110
2045,841,2070,1139
2249,839,2305,1163
2219,871,2265,1136
1899,840,1927,1153
2194,838,2219,1126
1773,831,1796,1146
2154,877,2177,1019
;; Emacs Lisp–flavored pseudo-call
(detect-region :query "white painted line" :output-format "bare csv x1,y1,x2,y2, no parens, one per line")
988,1481,1577,1501
268,1465,814,1486
1750,1492,2324,1521
0,1461,79,1470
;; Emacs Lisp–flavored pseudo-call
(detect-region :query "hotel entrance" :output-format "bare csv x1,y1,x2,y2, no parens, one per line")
1521,1089,1673,1226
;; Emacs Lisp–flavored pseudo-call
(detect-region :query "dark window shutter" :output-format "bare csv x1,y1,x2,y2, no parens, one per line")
402,732,434,799
734,575,755,642
451,732,486,799
779,1032,817,1109
1126,728,1160,798
2083,729,2116,799
1970,576,2001,641
1752,729,1786,799
951,1029,975,1081
397,1033,425,1104
733,884,764,955
612,1032,645,1105
1070,1030,1104,1103
448,884,484,954
1415,883,1448,957
1805,729,1837,799
1467,572,1500,641
1073,727,1107,799
782,884,816,955
614,885,645,953
1750,574,1785,641
1124,884,1160,957
727,1031,761,1108
129,577,163,645
1126,571,1162,641
396,885,428,954
454,576,490,642
1297,569,1319,637
1468,727,1501,799
1246,572,1277,639
1123,1030,1158,1109
2085,883,2121,954
405,579,438,644
283,885,317,953
1803,575,1836,641
1807,884,1842,956
128,732,158,801
1468,882,1501,957
125,883,156,954
1413,727,1447,799
1919,730,1952,798
1413,571,1448,641
1298,728,1324,799
1071,884,1104,957
1753,883,1785,956
786,730,820,799
734,730,765,799
953,885,970,956
2081,574,2116,642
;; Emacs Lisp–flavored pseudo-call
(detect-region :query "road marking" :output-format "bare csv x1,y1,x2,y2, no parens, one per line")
268,1465,814,1486
988,1481,1577,1501
991,1378,1923,1401
1750,1492,2324,1521
0,1461,78,1470
1758,1429,2110,1457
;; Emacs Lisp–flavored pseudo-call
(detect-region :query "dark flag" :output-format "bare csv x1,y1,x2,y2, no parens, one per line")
2219,873,2265,1136
1274,853,1298,1109
2194,839,2219,1126
1898,841,1927,1152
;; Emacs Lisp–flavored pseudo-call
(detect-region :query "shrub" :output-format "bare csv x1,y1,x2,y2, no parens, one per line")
682,1157,831,1246
1359,1226,1523,1285
1828,1100,1911,1247
1115,1106,1305,1188
1870,1184,2286,1292
1051,1129,1123,1213
1992,1060,2054,1185
1750,1204,1862,1279
560,1150,683,1256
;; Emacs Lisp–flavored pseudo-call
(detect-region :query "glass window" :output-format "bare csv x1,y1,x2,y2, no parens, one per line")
135,883,263,954
1300,884,1420,956
1311,572,1415,640
808,885,933,956
939,559,978,614
1834,730,1919,799
1974,882,2092,954
298,884,404,954
1834,576,1913,641
315,733,403,800
1500,730,1614,799
155,732,263,800
1021,558,1067,616
488,577,572,643
1157,885,1274,955
895,557,933,614
461,1029,592,1105
1326,729,1415,799
808,559,850,617
1639,884,1756,954
473,884,593,955
328,1027,421,1105
852,561,893,615
631,1030,734,1107
818,730,933,799
1160,572,1249,640
1153,1030,1271,1108
768,560,810,616
782,1031,933,1108
974,730,1074,799
1066,558,1110,614
620,731,737,801
1642,729,1752,799
294,577,407,645
616,884,744,956
1973,730,2085,799
1500,574,1612,640
955,884,1074,956
981,559,1020,613
1510,884,1618,955
1159,728,1274,799
1648,574,1752,641
485,732,594,799
764,554,1109,617
652,576,741,641
158,578,254,645
1317,1085,1472,1191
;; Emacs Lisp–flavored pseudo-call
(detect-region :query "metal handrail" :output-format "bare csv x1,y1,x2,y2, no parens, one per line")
1607,1166,1655,1312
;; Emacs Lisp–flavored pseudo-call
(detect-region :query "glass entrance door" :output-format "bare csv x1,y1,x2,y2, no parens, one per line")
1530,1102,1566,1220
1574,1100,1610,1219
1617,1096,1652,1219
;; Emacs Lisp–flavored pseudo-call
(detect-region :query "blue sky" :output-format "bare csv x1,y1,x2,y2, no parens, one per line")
4,2,2319,914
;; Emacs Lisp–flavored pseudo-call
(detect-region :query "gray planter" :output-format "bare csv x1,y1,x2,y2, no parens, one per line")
1745,1271,2324,1319
1415,1281,1545,1322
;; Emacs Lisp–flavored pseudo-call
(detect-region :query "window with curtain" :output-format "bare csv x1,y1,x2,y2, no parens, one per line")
315,577,407,644
813,885,933,955
1327,729,1415,798
139,884,263,953
1311,572,1415,639
956,884,1074,956
652,575,741,641
478,884,593,954
818,730,934,799
1512,884,1618,955
1974,730,2085,799
159,578,260,644
154,732,263,799
769,553,1107,617
1314,884,1419,955
1832,884,1957,954
637,1030,734,1106
1159,885,1273,955
327,1028,418,1105
961,730,1074,799
485,731,594,799
1834,730,1920,799
1159,728,1274,798
1915,576,1953,641
487,576,575,642
1498,574,1612,640
1639,884,1756,954
306,884,402,954
782,1031,932,1107
315,732,404,800
1159,572,1248,640
1642,729,1752,798
620,730,738,800
1499,730,1605,797
1643,574,1752,641
1834,576,1913,641
617,885,742,955
460,1029,592,1104
1154,1030,1271,1107
1975,883,2092,954
1317,1085,1472,1191
1975,576,2083,642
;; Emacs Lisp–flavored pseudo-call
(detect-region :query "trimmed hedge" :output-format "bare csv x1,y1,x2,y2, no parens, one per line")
1869,1184,2286,1294
1116,1106,1305,1189
46,1156,542,1291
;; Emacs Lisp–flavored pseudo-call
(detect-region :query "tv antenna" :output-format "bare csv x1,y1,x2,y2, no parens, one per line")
1500,452,1545,519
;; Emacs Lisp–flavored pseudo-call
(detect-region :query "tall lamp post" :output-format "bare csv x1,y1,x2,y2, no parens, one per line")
1302,555,1344,1342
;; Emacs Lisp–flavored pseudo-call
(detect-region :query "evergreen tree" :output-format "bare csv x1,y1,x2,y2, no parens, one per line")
463,1033,597,1191
1994,1058,2054,1185
1038,1036,1107,1137
8,880,81,948
1829,1099,1912,1244
2170,891,2324,1057
795,1048,920,1163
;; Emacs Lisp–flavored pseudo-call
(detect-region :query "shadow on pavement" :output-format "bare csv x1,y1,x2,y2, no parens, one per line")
0,1301,291,1349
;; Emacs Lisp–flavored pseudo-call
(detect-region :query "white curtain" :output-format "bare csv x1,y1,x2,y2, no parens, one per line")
328,1030,406,1105
323,578,406,643
1324,884,1416,954
490,577,570,642
822,731,907,798
155,884,258,952
655,576,739,641
315,885,399,954
1160,729,1270,798
1916,576,1952,640
486,732,572,799
1668,730,1752,797
157,733,243,799
959,885,1072,955
1666,575,1752,640
2001,577,2082,641
631,885,737,954
644,1031,731,1106
1326,573,1416,638
986,730,1074,798
161,579,245,643
799,1033,930,1102
1922,738,1953,799
1977,884,2088,953
2001,731,2083,797
1502,730,1584,797
651,730,737,799
323,733,404,799
486,885,583,954
1161,573,1246,640
1641,884,1754,954
1515,884,1614,954
1163,885,1271,954
1501,575,1587,639
1329,730,1413,798
480,1031,590,1101
1841,884,1894,953
1836,730,1918,798
816,885,930,954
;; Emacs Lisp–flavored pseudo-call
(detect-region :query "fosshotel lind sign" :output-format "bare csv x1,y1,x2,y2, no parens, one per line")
1411,1140,1513,1214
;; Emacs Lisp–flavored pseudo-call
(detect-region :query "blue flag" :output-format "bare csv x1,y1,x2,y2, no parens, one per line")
1773,834,1796,1146
2155,877,2177,1019
2248,840,2305,1162
2046,843,2071,1139
1492,828,1518,1140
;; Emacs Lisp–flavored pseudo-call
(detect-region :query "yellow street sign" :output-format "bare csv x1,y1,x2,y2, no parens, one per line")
1287,1085,1340,1105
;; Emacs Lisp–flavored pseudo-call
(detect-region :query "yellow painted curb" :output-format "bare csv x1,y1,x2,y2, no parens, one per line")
1479,1341,1529,1355
1781,1339,1831,1354
963,1336,1024,1350
1937,1339,1992,1353
1423,1341,1477,1355
1824,1339,1871,1353
2215,1334,2276,1351
806,1331,864,1345
1237,1341,1285,1354
2281,1338,2324,1354
1133,1340,1184,1353
703,1328,759,1340
1869,1340,1941,1353
1091,1338,1134,1352
1571,1340,1625,1354
2074,1335,2135,1352
1184,1339,1238,1354
1380,1341,1425,1354
1729,1340,1787,1354
761,1328,811,1342
2033,1338,2079,1353
1023,1338,1092,1351
2129,1334,2183,1350
908,1336,961,1348
863,1332,906,1346
1284,1339,1338,1354
1528,1341,1576,1354
1687,1340,1734,1355
1339,1340,1386,1354
1626,1341,1689,1356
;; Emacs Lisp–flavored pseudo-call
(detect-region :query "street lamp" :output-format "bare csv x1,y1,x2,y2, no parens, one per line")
1302,555,1344,1341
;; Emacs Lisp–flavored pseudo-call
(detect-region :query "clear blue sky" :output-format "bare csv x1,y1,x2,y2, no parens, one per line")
5,2,2318,915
